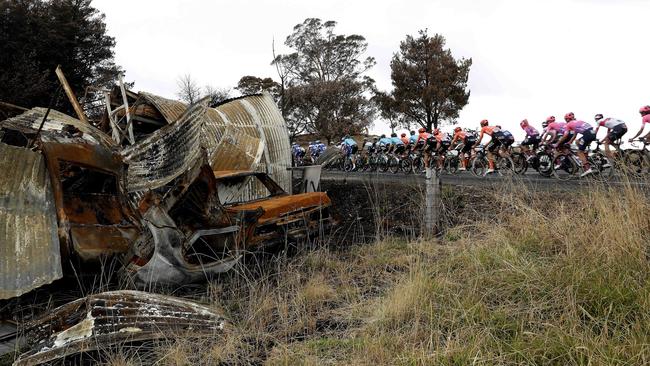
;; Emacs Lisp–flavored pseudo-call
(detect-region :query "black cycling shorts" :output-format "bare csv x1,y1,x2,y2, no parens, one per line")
577,129,596,151
521,135,540,148
607,124,627,142
394,145,405,154
486,138,501,153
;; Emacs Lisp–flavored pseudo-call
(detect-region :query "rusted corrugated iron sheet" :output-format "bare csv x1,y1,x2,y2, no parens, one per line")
14,290,227,366
128,92,291,196
238,95,292,192
138,92,187,123
0,143,62,300
207,93,292,195
211,125,264,171
0,108,115,147
120,99,209,192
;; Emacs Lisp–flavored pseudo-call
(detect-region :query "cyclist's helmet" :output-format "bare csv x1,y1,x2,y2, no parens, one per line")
410,130,416,135
433,128,440,135
418,127,426,133
400,132,406,137
594,113,604,122
391,132,397,137
480,119,489,127
564,112,575,122
380,134,386,138
454,126,462,132
639,105,650,115
315,140,321,144
546,116,556,123
520,119,529,127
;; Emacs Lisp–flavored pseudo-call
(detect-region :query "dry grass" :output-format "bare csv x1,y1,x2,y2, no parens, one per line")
105,180,650,365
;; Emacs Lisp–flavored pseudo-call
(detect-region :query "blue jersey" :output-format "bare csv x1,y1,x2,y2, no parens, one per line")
378,137,393,146
409,135,417,144
343,138,357,147
391,137,404,145
317,143,326,153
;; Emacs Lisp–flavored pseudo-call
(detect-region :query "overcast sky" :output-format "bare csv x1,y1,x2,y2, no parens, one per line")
93,0,649,139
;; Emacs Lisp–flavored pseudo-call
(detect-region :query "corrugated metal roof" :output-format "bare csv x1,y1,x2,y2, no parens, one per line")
132,92,292,196
0,143,62,300
121,99,209,192
0,108,115,148
207,93,292,195
138,92,187,124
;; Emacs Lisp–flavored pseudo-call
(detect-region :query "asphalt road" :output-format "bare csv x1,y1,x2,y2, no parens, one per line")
321,169,650,190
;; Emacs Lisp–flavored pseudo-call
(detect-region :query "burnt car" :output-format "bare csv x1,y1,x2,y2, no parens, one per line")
215,170,336,247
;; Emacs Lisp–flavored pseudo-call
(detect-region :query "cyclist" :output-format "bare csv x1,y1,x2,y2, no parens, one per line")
474,119,498,174
519,119,540,159
388,132,403,153
400,132,410,145
594,114,627,161
431,128,451,170
450,126,472,171
378,134,393,151
412,127,434,178
341,135,358,170
409,130,418,145
628,105,650,142
557,118,596,177
493,126,515,157
291,142,305,166
315,140,326,156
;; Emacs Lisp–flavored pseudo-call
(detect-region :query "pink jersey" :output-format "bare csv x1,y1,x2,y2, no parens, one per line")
522,125,539,136
643,115,650,124
565,120,593,134
547,122,567,134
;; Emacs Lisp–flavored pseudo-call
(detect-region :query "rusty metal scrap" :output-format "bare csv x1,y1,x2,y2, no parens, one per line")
0,143,62,300
1,107,115,147
120,98,209,192
13,290,227,366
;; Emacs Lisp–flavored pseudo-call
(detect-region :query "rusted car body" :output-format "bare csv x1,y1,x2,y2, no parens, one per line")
215,170,336,247
0,92,336,299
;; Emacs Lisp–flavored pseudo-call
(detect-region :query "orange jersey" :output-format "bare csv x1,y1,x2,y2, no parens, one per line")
481,126,495,136
401,137,409,144
415,132,431,144
451,131,466,144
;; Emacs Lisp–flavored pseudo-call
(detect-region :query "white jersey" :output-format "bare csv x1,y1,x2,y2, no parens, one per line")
598,118,625,129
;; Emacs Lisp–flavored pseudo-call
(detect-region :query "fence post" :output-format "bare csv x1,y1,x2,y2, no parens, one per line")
423,170,440,237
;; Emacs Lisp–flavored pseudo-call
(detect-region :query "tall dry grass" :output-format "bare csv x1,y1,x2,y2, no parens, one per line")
104,179,650,365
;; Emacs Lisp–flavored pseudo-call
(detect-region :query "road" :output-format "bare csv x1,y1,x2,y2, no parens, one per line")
321,170,650,190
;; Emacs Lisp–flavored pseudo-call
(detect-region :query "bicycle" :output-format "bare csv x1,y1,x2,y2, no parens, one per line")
470,145,515,177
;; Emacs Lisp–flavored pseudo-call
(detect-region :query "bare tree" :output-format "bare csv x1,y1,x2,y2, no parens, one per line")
176,74,201,104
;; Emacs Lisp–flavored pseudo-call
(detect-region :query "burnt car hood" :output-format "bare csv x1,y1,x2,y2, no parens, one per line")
225,192,331,222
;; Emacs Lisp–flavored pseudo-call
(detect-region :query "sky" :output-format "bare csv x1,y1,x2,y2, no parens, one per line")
93,0,650,140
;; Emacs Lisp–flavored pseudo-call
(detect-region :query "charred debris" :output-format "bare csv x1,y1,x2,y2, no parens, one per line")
0,68,336,363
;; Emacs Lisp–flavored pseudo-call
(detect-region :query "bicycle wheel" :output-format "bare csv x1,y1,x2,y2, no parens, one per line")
445,157,460,175
388,156,400,174
378,155,389,172
471,156,488,176
496,156,515,175
400,157,413,174
552,154,578,180
511,152,528,175
536,153,553,177
413,156,426,175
